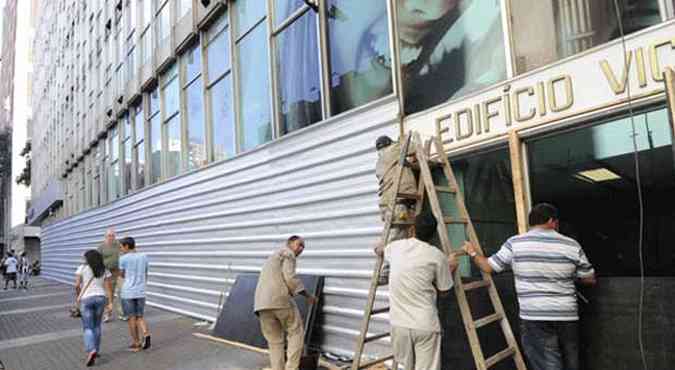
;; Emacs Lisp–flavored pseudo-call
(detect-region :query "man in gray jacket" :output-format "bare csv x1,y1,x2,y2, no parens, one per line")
254,235,318,370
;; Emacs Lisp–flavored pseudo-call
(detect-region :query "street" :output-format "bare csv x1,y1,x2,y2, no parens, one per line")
0,278,268,370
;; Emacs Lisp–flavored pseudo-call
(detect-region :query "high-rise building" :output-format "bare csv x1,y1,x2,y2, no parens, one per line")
0,0,17,254
33,1,675,367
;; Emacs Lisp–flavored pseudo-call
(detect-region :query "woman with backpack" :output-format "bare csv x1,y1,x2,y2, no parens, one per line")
74,250,113,366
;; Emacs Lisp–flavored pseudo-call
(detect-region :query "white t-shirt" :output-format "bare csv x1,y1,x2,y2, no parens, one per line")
4,257,17,273
75,264,111,300
384,238,453,333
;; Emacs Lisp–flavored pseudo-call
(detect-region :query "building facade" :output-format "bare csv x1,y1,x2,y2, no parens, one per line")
0,0,18,254
35,0,675,367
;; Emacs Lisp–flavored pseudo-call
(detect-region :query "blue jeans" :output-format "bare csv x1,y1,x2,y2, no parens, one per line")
521,320,579,370
80,296,107,353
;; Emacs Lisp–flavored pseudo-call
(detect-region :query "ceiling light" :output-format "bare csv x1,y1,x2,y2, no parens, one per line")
574,168,621,183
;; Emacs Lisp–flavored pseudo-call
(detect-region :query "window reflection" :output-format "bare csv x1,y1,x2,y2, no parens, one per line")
397,0,506,114
276,10,322,134
512,0,661,74
275,0,306,26
166,114,181,178
237,22,272,151
211,75,236,161
327,0,393,115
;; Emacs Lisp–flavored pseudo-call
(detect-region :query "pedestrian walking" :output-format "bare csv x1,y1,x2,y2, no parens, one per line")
98,229,126,321
463,203,596,370
74,250,113,367
374,214,458,370
254,235,318,370
118,237,151,352
18,252,31,290
3,253,18,290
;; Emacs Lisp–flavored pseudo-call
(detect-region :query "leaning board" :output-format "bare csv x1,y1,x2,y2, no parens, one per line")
212,273,324,349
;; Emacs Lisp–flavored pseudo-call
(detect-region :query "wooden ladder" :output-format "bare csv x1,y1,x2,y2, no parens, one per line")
350,133,527,370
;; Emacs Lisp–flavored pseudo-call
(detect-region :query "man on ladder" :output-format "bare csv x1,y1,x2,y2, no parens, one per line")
374,212,458,370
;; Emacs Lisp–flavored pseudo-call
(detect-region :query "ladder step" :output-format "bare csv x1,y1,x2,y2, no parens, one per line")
462,280,491,291
443,216,469,224
370,306,390,315
396,192,420,200
435,186,457,194
485,347,516,368
357,354,394,369
364,332,391,343
391,220,415,226
474,313,503,328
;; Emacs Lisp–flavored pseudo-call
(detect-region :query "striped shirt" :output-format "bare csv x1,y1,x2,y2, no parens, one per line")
488,228,594,321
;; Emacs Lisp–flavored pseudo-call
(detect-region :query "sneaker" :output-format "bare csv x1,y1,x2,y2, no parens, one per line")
85,351,97,367
142,335,151,350
102,313,112,323
119,315,128,321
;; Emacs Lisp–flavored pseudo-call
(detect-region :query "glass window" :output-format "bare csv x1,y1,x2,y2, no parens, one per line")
512,0,661,74
149,87,161,184
108,125,120,201
276,10,322,134
527,108,675,276
444,148,517,277
395,0,506,114
163,76,180,117
185,42,201,82
327,0,393,115
274,0,305,26
210,75,236,160
178,0,191,18
237,22,272,151
186,77,206,169
236,0,266,37
158,2,171,41
142,28,153,63
207,27,231,83
150,114,161,184
143,0,152,27
123,114,133,195
135,140,146,189
165,114,181,178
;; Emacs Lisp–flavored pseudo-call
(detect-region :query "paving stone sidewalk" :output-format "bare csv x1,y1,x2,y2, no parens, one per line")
0,278,268,370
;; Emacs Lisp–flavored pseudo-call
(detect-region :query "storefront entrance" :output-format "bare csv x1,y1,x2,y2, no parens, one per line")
526,106,675,370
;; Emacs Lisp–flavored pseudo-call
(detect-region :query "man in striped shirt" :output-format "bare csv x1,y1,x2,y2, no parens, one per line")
463,203,596,370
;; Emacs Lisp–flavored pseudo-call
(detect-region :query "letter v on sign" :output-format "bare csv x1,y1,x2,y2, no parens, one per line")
601,50,633,95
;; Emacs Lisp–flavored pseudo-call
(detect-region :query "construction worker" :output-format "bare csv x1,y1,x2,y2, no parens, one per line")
374,213,458,370
463,203,596,370
97,229,126,322
375,135,418,241
254,235,319,370
375,135,418,284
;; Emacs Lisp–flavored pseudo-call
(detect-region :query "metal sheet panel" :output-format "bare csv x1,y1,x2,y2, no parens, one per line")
41,97,399,358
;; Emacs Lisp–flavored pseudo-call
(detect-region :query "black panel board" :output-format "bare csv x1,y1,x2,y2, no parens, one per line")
212,273,324,350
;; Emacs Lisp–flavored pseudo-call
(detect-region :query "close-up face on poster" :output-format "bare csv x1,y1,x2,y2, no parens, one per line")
328,0,507,116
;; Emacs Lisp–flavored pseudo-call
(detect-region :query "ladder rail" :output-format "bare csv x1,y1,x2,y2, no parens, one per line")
432,136,528,370
414,133,489,370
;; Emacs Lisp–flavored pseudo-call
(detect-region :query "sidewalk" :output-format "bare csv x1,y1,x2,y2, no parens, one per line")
0,278,268,370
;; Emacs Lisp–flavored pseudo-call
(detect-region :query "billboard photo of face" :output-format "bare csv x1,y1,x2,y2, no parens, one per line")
325,0,506,116
397,0,507,114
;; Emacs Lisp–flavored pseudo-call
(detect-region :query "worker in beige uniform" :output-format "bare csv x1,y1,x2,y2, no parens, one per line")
375,214,458,370
97,229,126,322
254,235,319,370
375,135,418,284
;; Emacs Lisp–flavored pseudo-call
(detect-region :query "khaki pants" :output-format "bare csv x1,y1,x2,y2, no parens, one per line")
378,204,413,285
258,306,304,370
391,326,441,370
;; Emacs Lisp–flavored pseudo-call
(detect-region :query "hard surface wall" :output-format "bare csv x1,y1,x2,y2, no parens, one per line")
41,97,399,357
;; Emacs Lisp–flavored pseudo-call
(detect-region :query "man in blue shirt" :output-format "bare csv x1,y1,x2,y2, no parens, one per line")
119,236,151,352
